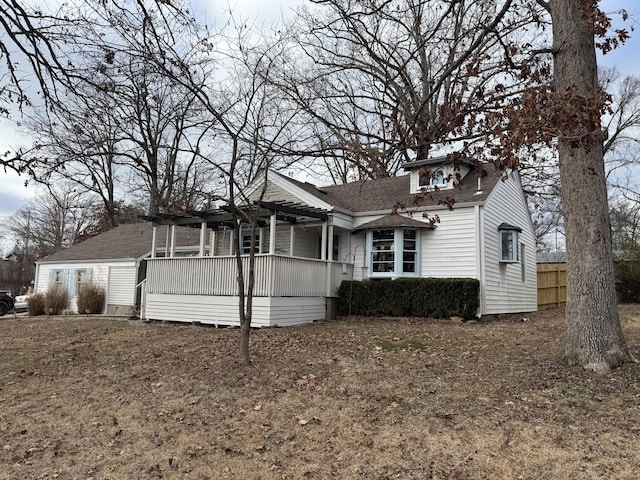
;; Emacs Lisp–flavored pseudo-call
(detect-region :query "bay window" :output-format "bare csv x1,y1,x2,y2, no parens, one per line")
498,224,522,262
368,228,419,277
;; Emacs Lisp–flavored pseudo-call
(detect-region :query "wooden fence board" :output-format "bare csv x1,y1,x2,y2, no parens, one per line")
537,263,566,309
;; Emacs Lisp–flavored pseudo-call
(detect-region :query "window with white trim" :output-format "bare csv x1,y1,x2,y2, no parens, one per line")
241,230,262,255
369,229,420,277
75,269,92,290
419,167,445,189
402,229,417,273
372,229,395,273
499,229,519,262
52,269,66,289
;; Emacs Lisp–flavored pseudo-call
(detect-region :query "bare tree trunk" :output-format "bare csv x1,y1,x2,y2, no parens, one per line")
550,0,633,373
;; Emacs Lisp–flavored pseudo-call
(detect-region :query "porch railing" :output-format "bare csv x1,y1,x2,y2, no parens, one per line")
145,254,353,297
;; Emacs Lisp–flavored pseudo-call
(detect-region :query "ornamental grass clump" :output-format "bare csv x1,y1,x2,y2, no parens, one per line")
44,288,68,315
27,292,46,316
77,283,106,314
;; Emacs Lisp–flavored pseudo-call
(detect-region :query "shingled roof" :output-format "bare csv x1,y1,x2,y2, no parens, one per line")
38,223,201,263
295,164,504,213
353,214,437,232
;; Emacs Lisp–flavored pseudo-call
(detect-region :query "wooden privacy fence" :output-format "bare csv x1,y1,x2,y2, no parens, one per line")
537,263,566,309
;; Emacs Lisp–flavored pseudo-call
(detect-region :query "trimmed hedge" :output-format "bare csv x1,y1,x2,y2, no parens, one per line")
337,277,480,320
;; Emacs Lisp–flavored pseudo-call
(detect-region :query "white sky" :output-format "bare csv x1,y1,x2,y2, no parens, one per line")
0,0,638,223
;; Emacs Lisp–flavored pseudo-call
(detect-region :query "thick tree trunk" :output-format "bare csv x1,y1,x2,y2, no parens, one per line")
550,0,633,373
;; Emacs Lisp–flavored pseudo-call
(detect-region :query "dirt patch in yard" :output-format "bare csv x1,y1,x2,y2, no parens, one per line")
1,306,639,479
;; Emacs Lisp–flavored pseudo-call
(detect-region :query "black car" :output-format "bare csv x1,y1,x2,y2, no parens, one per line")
0,290,15,316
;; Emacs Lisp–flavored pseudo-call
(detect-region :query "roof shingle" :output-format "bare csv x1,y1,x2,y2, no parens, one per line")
317,164,503,213
38,223,200,263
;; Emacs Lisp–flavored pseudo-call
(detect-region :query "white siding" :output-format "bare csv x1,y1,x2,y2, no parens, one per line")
294,226,322,258
274,226,292,255
107,265,138,314
258,180,303,204
421,208,478,278
482,172,537,314
144,293,325,327
348,233,367,281
350,209,478,279
35,260,136,314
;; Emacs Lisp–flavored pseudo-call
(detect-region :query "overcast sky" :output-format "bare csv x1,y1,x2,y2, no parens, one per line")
0,0,638,222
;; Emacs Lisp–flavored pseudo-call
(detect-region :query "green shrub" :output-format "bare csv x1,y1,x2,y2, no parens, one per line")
338,277,480,320
77,283,106,314
27,292,46,316
616,262,640,303
614,241,640,303
44,288,69,315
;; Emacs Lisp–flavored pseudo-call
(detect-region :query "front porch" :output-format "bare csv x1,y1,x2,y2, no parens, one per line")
142,255,354,327
139,201,356,327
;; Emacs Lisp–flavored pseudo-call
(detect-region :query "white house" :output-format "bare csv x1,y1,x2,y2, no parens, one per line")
34,223,201,315
139,158,537,326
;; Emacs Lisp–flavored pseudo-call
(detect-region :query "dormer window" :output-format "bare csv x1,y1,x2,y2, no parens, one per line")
419,168,445,189
404,157,470,194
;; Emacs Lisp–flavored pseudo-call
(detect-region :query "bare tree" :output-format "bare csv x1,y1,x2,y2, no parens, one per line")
20,87,123,228
276,0,536,182
113,4,305,365
283,0,634,372
0,0,190,176
1,185,93,258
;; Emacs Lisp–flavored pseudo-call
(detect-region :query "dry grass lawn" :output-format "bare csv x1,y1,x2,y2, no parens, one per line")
1,306,640,479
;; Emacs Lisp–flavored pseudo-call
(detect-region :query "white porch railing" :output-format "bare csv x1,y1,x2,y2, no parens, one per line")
145,255,354,297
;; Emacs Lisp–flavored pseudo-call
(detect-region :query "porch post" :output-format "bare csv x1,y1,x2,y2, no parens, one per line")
321,222,328,261
229,229,234,255
325,223,334,297
289,225,295,256
199,221,207,257
169,225,176,258
165,226,170,257
151,225,157,259
269,213,276,255
210,229,216,257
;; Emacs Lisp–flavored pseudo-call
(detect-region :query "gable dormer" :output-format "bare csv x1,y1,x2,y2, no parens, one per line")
402,156,471,194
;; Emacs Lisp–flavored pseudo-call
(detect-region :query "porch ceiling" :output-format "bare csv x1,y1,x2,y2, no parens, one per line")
140,200,329,229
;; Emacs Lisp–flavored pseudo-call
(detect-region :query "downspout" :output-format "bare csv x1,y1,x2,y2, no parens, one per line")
475,204,486,316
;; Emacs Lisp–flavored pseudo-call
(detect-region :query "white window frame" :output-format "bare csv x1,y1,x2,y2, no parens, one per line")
241,229,262,255
367,228,420,278
75,269,92,291
52,269,66,289
499,229,519,263
418,167,446,189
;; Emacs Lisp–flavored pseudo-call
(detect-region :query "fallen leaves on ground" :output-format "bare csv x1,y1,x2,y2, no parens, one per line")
0,306,639,479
